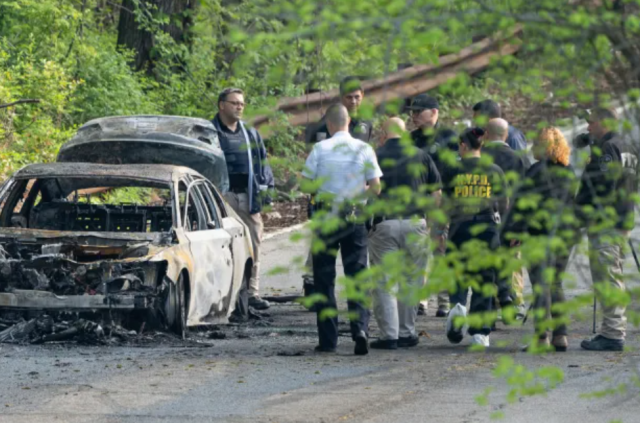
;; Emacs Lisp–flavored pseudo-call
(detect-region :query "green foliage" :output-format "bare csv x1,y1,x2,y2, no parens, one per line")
2,0,640,420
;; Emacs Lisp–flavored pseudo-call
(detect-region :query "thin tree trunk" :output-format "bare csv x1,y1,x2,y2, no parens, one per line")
116,0,195,74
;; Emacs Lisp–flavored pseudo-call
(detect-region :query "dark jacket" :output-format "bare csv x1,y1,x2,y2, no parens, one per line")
212,114,275,214
410,122,458,176
575,131,639,230
375,138,441,218
482,141,530,181
440,157,507,225
507,125,527,151
305,115,373,144
503,160,577,239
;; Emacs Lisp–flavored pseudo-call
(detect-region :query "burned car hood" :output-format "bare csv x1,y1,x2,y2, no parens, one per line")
0,233,169,299
0,228,169,245
57,116,230,193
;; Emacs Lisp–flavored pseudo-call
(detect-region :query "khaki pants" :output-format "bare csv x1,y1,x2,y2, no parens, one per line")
224,192,264,297
369,219,428,340
427,225,450,310
588,230,628,340
512,252,525,305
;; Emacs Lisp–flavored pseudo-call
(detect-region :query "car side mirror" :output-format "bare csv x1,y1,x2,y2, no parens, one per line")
169,227,179,244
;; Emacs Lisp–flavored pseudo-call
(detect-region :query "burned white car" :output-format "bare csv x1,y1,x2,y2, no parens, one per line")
0,118,254,339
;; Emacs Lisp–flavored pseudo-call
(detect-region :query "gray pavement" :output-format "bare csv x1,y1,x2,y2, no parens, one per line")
1,227,640,423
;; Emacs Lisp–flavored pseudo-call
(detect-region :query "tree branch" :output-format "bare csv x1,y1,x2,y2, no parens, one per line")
0,99,41,110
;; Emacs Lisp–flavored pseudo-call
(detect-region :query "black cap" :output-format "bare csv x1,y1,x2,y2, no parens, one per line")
407,94,439,111
339,76,363,95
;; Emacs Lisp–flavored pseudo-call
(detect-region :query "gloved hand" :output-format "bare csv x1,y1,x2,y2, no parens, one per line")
573,133,593,149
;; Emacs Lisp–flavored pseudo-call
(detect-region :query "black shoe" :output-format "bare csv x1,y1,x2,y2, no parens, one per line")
398,335,419,348
417,303,427,316
370,339,398,350
581,335,624,352
314,345,336,353
435,307,449,318
248,296,270,310
354,330,369,356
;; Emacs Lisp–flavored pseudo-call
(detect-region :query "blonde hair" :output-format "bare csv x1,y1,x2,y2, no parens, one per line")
535,127,570,166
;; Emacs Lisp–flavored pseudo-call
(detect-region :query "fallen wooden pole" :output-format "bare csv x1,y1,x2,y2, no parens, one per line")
250,27,523,130
0,99,41,110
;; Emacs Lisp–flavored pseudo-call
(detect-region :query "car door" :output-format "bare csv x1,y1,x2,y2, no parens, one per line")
181,178,234,325
200,181,249,311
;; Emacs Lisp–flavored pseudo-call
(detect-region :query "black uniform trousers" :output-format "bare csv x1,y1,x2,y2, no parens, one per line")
313,222,369,350
529,255,569,338
447,220,499,336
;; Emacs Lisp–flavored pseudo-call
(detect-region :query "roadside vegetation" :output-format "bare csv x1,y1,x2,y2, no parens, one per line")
3,0,640,419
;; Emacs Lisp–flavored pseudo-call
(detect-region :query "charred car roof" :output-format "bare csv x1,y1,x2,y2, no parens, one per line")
12,162,200,183
57,116,230,192
10,163,205,198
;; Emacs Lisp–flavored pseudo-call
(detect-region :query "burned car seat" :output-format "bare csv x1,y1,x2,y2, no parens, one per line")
30,202,173,233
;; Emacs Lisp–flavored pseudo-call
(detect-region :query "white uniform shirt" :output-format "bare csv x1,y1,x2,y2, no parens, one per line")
302,131,382,205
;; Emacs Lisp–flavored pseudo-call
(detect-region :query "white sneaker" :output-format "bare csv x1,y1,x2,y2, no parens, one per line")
471,334,490,347
446,303,467,344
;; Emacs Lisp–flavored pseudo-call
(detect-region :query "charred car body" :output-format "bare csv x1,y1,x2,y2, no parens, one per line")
0,116,253,337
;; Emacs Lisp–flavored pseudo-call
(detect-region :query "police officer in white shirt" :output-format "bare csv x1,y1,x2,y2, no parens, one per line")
302,104,382,355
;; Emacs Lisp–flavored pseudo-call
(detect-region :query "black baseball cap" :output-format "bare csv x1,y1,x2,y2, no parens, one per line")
407,94,439,111
339,76,364,95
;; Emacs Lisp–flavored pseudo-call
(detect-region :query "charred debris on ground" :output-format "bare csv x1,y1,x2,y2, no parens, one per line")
0,307,273,346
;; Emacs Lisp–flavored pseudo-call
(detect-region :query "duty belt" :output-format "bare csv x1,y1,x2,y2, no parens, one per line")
372,214,424,225
310,200,363,220
450,214,497,225
229,185,248,194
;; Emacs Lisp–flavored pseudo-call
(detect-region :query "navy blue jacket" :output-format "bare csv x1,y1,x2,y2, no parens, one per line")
212,114,275,214
507,125,527,151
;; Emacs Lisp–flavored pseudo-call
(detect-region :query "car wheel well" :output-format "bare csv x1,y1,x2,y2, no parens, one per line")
243,259,253,284
180,269,191,311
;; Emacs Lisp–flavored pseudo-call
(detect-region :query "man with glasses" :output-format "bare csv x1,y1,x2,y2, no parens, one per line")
409,94,458,318
212,87,274,311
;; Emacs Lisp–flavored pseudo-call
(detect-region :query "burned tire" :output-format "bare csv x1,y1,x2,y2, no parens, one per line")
169,273,188,339
231,267,250,322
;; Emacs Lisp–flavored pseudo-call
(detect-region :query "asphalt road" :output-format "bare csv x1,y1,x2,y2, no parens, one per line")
1,226,640,423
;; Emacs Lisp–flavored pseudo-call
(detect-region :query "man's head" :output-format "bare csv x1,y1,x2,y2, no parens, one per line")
325,104,351,136
380,117,406,145
586,107,618,140
218,88,245,123
339,76,364,114
408,94,439,129
472,100,502,125
485,118,509,142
